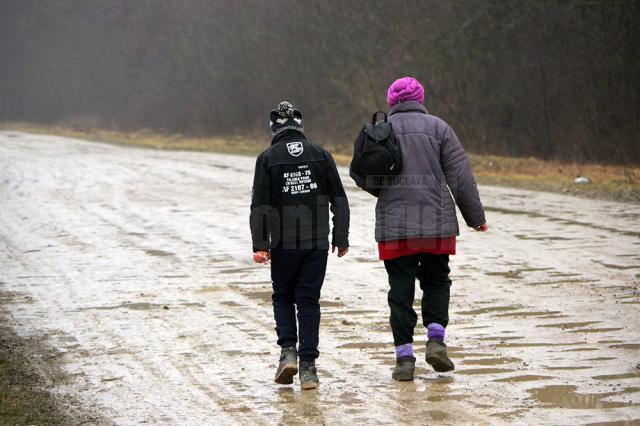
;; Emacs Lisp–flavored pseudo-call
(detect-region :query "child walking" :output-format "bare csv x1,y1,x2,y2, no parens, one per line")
250,101,350,389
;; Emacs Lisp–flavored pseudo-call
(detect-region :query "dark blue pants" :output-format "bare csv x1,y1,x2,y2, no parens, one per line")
270,247,328,361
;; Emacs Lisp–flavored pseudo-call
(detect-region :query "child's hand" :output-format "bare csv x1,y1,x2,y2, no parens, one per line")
253,251,271,264
473,223,489,232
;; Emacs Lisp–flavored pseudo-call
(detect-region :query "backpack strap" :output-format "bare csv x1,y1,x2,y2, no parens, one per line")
371,111,388,124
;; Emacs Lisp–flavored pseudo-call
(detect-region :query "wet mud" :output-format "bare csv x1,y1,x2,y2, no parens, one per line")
1,131,639,424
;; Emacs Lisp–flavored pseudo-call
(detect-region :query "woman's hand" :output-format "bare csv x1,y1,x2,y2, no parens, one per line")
332,245,349,257
473,223,489,232
253,251,271,264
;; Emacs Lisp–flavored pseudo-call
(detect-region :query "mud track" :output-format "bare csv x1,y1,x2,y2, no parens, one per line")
1,131,639,424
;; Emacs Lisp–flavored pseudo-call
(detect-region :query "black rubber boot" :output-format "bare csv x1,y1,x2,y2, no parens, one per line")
392,356,416,381
274,347,298,384
299,360,319,390
425,339,455,372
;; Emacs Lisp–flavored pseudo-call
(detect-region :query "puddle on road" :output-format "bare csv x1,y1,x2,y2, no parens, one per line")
485,206,640,238
426,394,467,402
484,206,544,218
477,336,525,342
569,327,623,334
537,321,600,330
496,310,561,318
448,352,492,359
242,290,272,303
528,385,637,409
494,374,552,382
594,261,638,271
427,410,449,422
320,300,346,308
561,347,599,352
456,368,515,375
460,357,522,366
337,341,390,350
353,257,378,263
526,279,595,286
486,271,524,279
548,272,580,277
197,286,227,292
610,344,640,350
593,371,640,381
144,249,175,257
514,234,575,241
331,309,378,316
219,267,259,274
495,341,585,348
457,306,522,315
80,302,204,311
543,365,593,371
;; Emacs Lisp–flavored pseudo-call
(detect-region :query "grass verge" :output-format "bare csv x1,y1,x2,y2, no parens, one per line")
0,293,99,425
2,122,639,203
0,325,68,425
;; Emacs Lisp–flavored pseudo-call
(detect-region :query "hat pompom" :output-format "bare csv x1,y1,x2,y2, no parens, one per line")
270,101,304,136
277,101,295,118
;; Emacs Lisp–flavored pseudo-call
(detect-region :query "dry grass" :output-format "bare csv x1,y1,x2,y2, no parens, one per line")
467,154,640,203
2,122,639,203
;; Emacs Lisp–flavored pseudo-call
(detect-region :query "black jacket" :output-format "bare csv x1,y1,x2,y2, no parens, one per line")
250,130,350,251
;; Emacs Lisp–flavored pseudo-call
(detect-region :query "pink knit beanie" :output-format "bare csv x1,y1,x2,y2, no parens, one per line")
386,77,425,107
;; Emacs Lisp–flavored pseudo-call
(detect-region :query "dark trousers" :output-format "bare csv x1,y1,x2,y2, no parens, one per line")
383,253,451,346
270,247,328,361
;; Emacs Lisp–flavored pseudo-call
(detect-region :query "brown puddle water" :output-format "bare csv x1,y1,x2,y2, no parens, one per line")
456,368,515,375
144,249,175,257
593,371,640,381
460,357,521,366
337,341,390,350
569,327,624,334
610,344,640,350
79,302,205,311
457,306,522,315
494,374,552,382
528,385,637,409
537,321,600,329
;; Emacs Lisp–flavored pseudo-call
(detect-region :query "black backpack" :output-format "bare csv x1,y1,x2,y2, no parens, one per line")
349,111,402,195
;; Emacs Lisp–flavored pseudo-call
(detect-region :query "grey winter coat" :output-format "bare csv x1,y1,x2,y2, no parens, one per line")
374,101,485,242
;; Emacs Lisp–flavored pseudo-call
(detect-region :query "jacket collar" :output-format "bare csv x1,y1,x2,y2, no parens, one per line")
271,129,307,145
389,100,428,116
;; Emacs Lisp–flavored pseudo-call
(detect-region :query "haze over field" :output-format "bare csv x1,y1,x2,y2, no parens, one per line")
1,1,639,163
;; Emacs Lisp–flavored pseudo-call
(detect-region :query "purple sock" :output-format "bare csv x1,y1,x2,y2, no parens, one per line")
427,323,445,340
395,343,413,359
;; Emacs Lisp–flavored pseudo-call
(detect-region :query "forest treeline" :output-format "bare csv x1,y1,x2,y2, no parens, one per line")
1,1,638,164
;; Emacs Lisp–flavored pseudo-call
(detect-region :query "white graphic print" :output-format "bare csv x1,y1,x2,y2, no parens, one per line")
286,142,304,157
282,164,318,195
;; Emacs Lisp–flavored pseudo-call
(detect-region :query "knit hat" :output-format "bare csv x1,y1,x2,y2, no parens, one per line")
387,77,425,107
270,101,303,136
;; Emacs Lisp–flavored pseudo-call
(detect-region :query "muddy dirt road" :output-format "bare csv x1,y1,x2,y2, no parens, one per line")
1,131,639,424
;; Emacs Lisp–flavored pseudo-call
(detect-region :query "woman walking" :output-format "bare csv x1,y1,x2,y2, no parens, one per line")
370,77,488,381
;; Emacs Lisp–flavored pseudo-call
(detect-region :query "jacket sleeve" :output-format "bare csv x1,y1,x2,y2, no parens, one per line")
440,126,486,228
249,153,272,252
325,151,350,247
